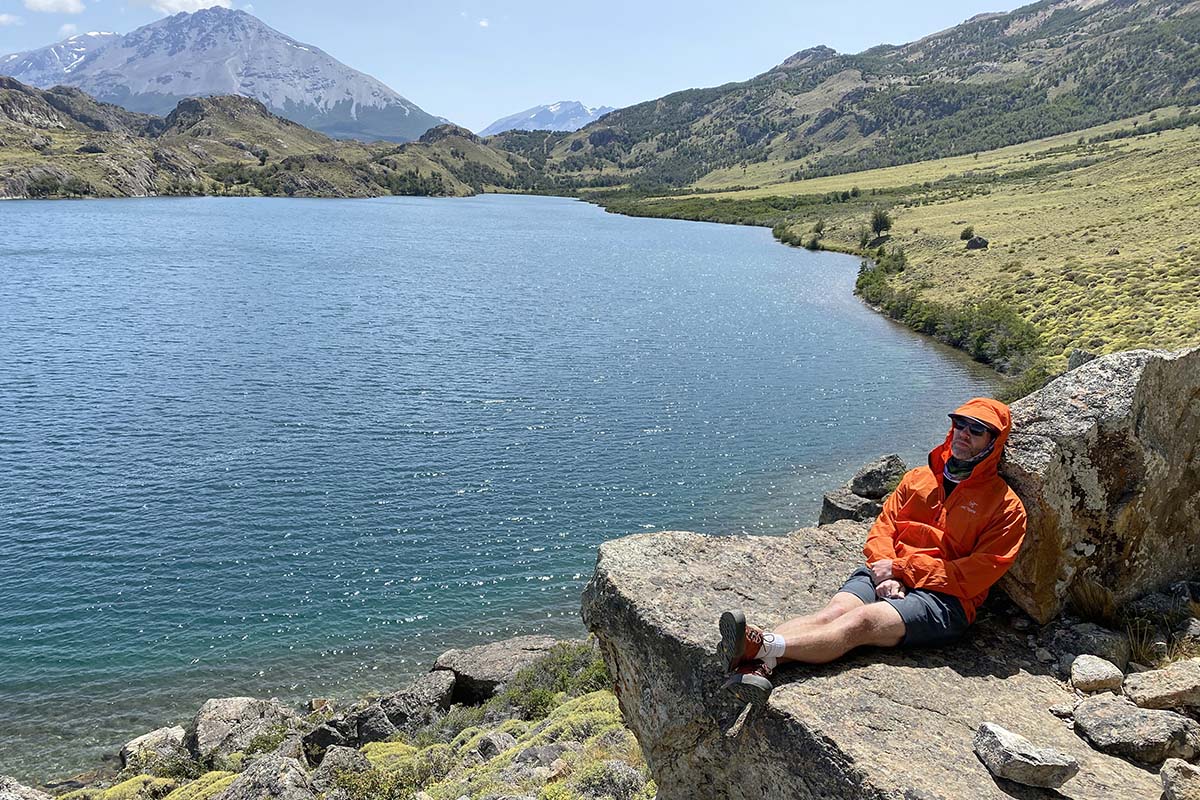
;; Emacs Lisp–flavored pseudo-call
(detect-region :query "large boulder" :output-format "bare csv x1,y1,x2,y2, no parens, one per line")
212,755,315,800
849,454,907,500
1000,348,1200,622
817,486,882,526
0,777,52,800
433,635,566,704
972,722,1079,788
309,746,370,795
380,669,456,729
188,697,299,762
580,523,1159,799
119,725,187,769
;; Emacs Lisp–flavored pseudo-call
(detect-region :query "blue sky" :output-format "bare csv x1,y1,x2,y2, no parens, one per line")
0,0,1030,131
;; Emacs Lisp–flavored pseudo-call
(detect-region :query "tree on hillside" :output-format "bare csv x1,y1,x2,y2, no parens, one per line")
870,208,893,237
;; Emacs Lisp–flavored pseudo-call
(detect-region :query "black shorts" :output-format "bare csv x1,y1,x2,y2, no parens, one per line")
837,567,969,648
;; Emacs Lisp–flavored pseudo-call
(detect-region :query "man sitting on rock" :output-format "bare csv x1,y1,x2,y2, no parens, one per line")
719,398,1027,705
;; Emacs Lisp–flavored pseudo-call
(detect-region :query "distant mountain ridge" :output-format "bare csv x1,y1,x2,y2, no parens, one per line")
0,7,445,143
496,0,1200,188
480,101,615,136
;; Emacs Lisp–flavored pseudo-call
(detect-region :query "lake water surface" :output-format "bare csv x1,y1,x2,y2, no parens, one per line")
0,194,997,780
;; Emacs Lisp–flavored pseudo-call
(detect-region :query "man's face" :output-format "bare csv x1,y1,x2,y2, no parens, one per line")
950,417,995,460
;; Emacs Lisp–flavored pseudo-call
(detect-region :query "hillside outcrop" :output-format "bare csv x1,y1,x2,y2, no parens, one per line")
1001,347,1200,622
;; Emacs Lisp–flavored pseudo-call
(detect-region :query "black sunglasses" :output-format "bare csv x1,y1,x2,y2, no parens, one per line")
952,418,992,437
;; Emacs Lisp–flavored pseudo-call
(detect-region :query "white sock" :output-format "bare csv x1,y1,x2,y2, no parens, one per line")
758,632,786,668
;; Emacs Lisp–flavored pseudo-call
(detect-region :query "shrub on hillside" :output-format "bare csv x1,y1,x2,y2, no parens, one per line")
960,226,975,240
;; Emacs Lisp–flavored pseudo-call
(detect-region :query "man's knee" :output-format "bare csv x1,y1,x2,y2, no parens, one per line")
839,603,905,648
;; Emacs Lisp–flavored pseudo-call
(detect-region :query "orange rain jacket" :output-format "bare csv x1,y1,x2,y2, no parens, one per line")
863,398,1027,623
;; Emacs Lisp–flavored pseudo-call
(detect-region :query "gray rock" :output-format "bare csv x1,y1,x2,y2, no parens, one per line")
1162,758,1200,800
1068,349,1098,370
188,697,298,762
381,670,457,728
1047,622,1131,671
1124,657,1200,709
999,347,1200,623
0,777,52,800
434,635,566,704
817,486,882,526
1071,654,1123,693
514,743,573,767
580,524,1159,799
849,454,907,500
1121,587,1192,627
353,703,396,744
1074,694,1200,764
1048,700,1078,719
965,235,989,249
572,759,646,800
301,718,353,766
119,724,187,769
476,731,517,761
212,755,315,800
272,734,305,761
971,722,1079,788
310,746,370,795
1176,618,1200,648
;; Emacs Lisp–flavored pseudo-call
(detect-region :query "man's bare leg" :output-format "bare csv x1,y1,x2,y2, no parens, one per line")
774,602,905,664
773,591,865,633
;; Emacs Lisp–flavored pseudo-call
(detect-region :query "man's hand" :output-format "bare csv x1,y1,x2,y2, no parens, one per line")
868,559,894,584
875,579,906,600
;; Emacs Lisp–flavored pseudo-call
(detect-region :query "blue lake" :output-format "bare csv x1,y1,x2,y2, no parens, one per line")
0,194,997,780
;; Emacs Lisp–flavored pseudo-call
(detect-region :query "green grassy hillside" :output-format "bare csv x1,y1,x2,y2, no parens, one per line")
598,108,1200,389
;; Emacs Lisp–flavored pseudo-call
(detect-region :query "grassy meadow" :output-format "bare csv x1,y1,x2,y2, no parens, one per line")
599,108,1200,380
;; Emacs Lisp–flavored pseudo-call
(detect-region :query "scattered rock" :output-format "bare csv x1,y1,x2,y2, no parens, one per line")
1124,657,1200,709
972,722,1079,788
301,717,354,766
381,670,457,729
211,755,315,800
434,635,567,704
1106,248,1120,256
1000,347,1200,623
1120,587,1192,627
1049,700,1078,719
119,724,186,769
965,235,989,249
1178,618,1200,647
1048,622,1132,671
476,732,518,761
1162,758,1200,800
1074,694,1200,764
848,454,907,499
1035,648,1055,663
514,743,574,767
0,777,52,800
352,703,396,744
310,746,370,795
818,485,883,525
308,698,335,714
1071,655,1123,693
1068,349,1098,370
189,697,298,763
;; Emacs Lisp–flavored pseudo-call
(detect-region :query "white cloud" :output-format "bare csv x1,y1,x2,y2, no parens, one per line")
131,0,232,13
58,22,77,36
0,13,22,25
242,2,253,11
23,0,85,13
478,18,488,27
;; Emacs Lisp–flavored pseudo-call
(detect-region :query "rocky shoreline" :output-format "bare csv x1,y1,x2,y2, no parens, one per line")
5,346,1199,800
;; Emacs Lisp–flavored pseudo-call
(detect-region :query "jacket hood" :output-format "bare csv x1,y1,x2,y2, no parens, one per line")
929,397,1012,486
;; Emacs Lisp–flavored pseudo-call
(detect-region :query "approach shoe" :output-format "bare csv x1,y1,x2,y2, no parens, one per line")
718,609,765,670
721,659,773,707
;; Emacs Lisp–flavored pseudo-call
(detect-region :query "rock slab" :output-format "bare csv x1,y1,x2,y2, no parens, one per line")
120,724,186,768
434,635,566,704
1074,694,1200,764
1124,657,1200,709
580,524,1159,799
212,755,315,800
972,722,1079,788
1000,347,1200,622
0,778,51,800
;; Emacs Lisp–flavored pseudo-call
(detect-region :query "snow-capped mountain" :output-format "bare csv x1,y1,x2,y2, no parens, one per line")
479,101,615,136
0,8,444,142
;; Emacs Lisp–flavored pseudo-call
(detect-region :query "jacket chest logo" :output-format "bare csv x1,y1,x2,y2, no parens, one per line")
960,500,979,515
